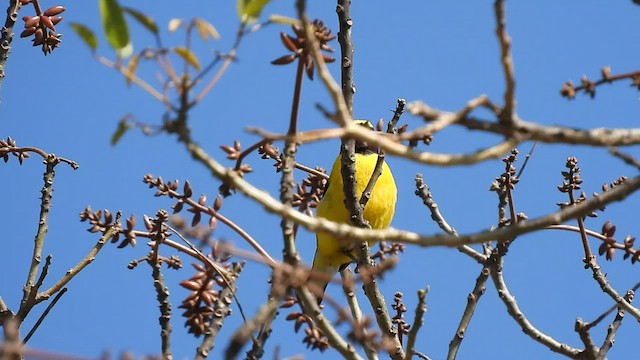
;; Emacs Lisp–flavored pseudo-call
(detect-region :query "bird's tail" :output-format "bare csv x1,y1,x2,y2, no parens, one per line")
309,252,339,304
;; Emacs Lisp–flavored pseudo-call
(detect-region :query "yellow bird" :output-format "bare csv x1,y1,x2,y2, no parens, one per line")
311,120,397,303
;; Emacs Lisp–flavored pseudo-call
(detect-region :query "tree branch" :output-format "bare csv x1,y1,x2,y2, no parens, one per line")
0,0,22,94
447,266,490,360
494,0,516,125
185,140,640,250
410,101,640,147
489,257,581,357
405,287,429,359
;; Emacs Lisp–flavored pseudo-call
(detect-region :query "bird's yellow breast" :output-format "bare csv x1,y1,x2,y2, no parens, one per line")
314,153,397,267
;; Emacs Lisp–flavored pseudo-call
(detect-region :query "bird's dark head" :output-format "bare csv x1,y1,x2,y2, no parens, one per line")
353,120,378,155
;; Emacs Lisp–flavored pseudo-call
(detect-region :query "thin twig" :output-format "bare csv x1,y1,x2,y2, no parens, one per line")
489,257,581,357
149,214,172,359
574,318,598,357
564,69,640,99
296,285,364,360
586,282,640,329
22,288,68,344
340,268,378,360
196,262,243,360
95,54,167,103
165,226,249,325
584,256,640,321
193,21,246,105
405,287,429,359
494,0,516,125
414,174,486,263
280,42,305,265
569,188,594,263
515,142,537,179
447,266,490,360
337,0,355,115
596,292,629,359
386,98,406,135
421,95,490,135
0,0,22,94
36,216,121,306
33,255,52,293
225,296,282,360
18,160,57,322
150,181,277,267
359,99,406,208
609,147,640,170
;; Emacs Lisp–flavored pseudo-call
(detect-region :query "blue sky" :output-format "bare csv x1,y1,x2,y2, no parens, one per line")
2,1,640,359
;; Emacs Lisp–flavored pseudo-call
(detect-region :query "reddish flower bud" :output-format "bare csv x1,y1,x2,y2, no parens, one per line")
44,6,65,17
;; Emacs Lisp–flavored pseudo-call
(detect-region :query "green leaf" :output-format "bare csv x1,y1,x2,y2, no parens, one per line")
236,0,272,23
69,23,98,50
122,7,158,35
99,0,132,56
110,116,131,146
174,47,200,71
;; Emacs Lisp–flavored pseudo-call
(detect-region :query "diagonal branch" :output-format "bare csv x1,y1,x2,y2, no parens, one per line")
447,266,490,360
489,257,581,357
414,174,485,263
185,140,640,252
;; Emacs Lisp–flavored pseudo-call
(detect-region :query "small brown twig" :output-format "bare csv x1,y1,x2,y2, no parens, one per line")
609,147,640,170
359,99,406,208
193,21,246,105
8,146,80,323
414,174,486,263
143,175,277,267
561,68,640,99
405,287,429,360
340,268,378,360
337,0,355,116
515,142,537,179
597,291,631,359
584,252,640,320
447,266,490,360
494,0,516,125
147,211,173,358
574,318,598,357
586,282,639,330
489,255,581,357
544,224,639,264
226,296,282,360
195,262,243,360
95,54,167,103
0,0,23,94
296,285,364,360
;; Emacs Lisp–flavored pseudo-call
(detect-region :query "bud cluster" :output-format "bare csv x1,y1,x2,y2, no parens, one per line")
20,1,65,55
